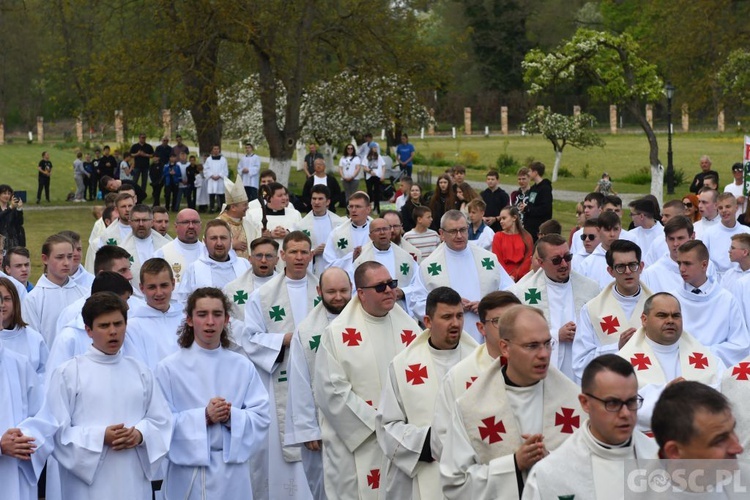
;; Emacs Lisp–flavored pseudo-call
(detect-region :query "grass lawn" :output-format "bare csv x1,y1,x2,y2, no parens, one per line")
2,131,744,277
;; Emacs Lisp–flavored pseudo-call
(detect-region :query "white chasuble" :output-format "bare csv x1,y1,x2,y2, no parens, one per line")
154,239,207,285
155,344,270,500
120,230,170,296
322,219,371,269
377,329,477,499
223,270,274,321
178,254,250,301
441,360,582,500
295,211,344,276
722,357,750,456
46,347,172,500
313,296,420,500
353,242,416,311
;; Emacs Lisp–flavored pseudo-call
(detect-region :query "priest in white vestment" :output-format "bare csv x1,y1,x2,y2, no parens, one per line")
382,210,422,263
431,291,521,461
523,354,659,500
669,240,749,366
321,191,372,269
0,340,58,500
617,292,724,434
177,220,250,301
241,231,319,499
407,210,513,343
377,287,478,499
722,353,750,456
313,261,421,500
224,237,278,321
294,184,344,276
573,240,652,382
509,234,599,381
203,145,228,212
155,287,270,500
93,193,135,253
285,267,352,499
45,292,172,500
703,193,750,273
218,177,261,260
120,205,170,296
440,305,583,499
153,208,206,287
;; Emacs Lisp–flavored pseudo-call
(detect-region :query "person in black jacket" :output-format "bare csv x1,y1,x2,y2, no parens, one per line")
301,158,342,212
520,161,553,241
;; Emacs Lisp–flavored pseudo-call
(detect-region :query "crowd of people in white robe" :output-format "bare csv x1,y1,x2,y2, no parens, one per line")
5,154,750,500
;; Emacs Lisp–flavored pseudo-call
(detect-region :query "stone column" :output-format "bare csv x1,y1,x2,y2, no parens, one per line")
115,110,124,144
609,105,617,134
501,106,508,135
75,116,83,142
718,109,725,132
36,116,44,143
464,107,471,135
681,104,689,132
162,109,172,139
646,104,653,128
0,119,4,145
573,105,581,117
428,108,435,135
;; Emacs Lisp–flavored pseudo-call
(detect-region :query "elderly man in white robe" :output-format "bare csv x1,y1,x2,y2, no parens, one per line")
523,354,658,500
670,240,749,366
294,184,344,276
321,191,372,269
377,286,477,499
431,291,521,461
407,210,513,344
382,210,422,263
45,292,172,500
223,237,278,321
153,208,206,287
617,292,724,434
313,261,420,499
573,239,652,383
177,220,250,302
242,231,318,499
203,144,228,213
120,204,170,297
509,234,599,381
440,305,582,499
285,266,352,499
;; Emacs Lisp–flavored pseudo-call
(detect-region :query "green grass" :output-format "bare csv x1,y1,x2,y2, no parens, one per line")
2,131,745,277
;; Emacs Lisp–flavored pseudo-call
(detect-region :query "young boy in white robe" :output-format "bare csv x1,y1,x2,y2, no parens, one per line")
45,292,172,500
156,287,270,500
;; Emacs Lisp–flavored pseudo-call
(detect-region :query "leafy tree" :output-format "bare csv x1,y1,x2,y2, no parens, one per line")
523,107,604,182
717,49,750,107
523,29,665,203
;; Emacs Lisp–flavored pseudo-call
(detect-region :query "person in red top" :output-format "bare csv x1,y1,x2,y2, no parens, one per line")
491,206,533,281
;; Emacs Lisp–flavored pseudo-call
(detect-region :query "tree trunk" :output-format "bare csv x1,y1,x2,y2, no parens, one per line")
183,36,222,156
270,158,293,188
552,150,563,182
628,100,663,206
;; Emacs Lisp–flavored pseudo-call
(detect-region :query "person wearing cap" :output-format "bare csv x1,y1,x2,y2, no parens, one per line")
627,197,663,260
301,158,343,212
238,142,261,202
725,162,747,218
218,177,261,260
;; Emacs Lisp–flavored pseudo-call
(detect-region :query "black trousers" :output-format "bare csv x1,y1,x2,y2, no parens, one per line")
37,176,50,202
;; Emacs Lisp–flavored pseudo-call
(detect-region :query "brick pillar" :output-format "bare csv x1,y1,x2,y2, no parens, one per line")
718,109,725,132
76,116,83,142
162,109,172,139
646,104,653,128
36,116,44,143
501,106,508,135
0,119,4,145
464,107,471,135
428,108,435,135
115,110,124,144
573,105,581,117
609,105,617,134
681,104,689,132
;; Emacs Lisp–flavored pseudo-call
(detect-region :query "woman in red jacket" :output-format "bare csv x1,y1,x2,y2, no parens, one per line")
492,206,534,281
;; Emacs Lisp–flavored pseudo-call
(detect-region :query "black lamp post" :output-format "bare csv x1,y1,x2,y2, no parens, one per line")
665,82,676,194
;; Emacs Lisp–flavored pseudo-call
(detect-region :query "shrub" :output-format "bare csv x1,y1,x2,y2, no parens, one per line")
496,154,521,175
617,167,651,185
581,163,590,179
557,167,573,178
459,150,480,167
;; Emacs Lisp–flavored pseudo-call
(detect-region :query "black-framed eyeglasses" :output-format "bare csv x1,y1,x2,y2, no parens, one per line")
613,262,640,274
584,393,644,412
442,227,468,236
360,279,398,293
548,253,573,265
580,234,596,241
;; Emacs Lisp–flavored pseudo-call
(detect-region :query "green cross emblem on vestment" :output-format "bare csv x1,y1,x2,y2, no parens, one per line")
525,288,542,305
269,305,286,322
314,296,322,307
427,263,442,276
129,255,134,263
233,290,248,305
400,262,410,276
106,238,117,246
278,370,287,382
309,335,321,352
337,238,348,250
302,229,311,237
481,258,495,270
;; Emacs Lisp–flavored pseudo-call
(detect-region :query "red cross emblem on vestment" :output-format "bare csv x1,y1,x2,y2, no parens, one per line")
478,416,506,444
555,407,580,434
733,362,750,381
600,315,620,335
342,328,362,347
466,376,478,389
630,353,652,371
405,363,428,385
367,469,380,489
401,329,416,346
689,352,709,370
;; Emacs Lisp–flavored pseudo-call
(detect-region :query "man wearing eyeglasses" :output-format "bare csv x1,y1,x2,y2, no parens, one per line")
382,210,422,263
441,305,582,499
377,287,478,499
431,291,521,461
322,191,373,269
573,240,652,383
509,234,599,381
223,237,279,321
295,184,344,275
351,217,415,311
153,208,206,286
617,292,723,434
408,210,513,344
314,261,420,499
241,231,319,499
523,354,658,500
120,204,170,296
